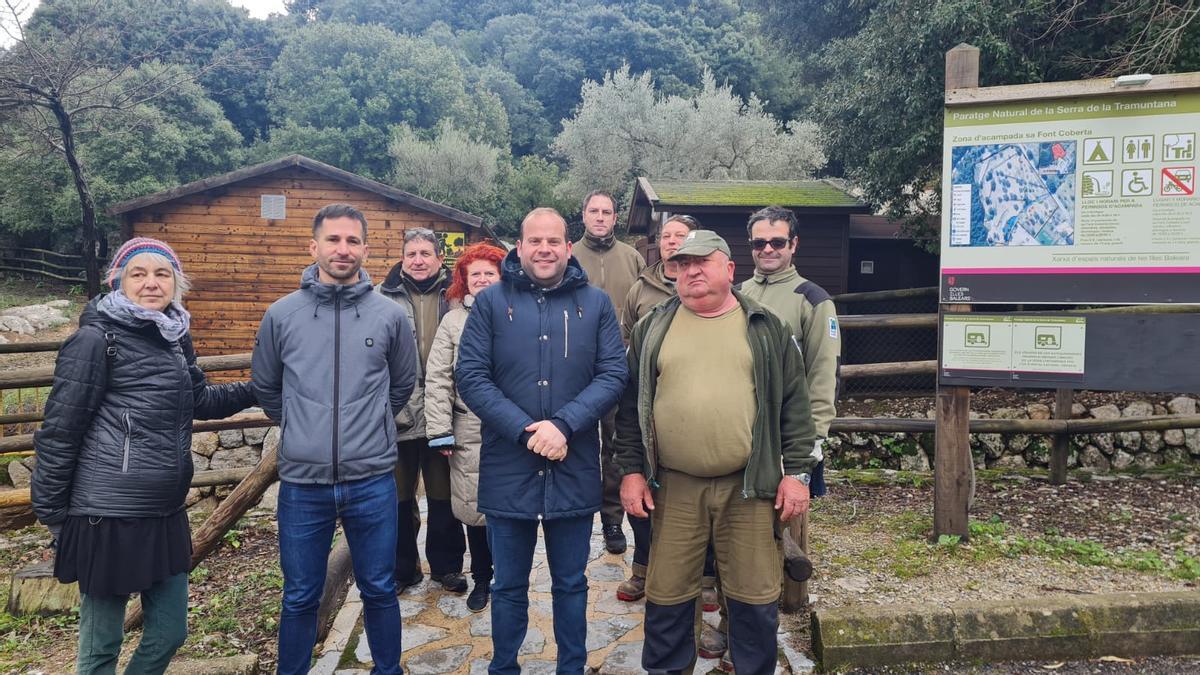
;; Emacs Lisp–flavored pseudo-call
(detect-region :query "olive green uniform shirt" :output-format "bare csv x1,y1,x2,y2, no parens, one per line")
653,304,755,476
620,260,676,342
739,266,840,438
572,236,645,324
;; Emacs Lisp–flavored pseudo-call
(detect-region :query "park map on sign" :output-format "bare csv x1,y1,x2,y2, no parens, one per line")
950,142,1076,246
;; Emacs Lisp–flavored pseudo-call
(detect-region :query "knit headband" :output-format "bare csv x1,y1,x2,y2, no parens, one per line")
105,237,183,289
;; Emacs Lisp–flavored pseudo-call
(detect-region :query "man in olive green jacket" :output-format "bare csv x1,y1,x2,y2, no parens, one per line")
738,206,841,497
572,190,645,554
613,230,817,675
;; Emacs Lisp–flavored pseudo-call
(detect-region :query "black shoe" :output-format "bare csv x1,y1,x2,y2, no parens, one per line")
395,569,423,594
434,572,468,593
603,523,627,554
466,582,490,612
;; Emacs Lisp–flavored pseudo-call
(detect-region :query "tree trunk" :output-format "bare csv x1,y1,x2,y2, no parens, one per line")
50,101,102,297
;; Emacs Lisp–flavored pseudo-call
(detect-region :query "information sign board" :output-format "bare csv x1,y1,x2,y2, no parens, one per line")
939,312,1200,392
941,89,1200,303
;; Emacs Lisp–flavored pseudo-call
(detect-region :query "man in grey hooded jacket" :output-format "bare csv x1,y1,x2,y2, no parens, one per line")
252,203,417,675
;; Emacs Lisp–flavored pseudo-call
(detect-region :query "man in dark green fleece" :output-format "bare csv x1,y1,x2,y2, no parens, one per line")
613,230,817,675
571,190,645,554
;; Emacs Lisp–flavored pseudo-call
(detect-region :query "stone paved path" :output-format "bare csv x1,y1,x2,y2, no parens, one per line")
311,506,814,674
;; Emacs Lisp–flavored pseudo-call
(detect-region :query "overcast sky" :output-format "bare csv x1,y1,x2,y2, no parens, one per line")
228,0,288,19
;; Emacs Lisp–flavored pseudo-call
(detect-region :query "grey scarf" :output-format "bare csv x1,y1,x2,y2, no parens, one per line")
98,291,192,343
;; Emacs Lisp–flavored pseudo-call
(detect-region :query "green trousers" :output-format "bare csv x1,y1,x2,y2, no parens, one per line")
76,571,188,675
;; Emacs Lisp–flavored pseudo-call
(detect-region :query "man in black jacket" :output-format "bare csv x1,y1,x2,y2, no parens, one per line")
378,227,469,593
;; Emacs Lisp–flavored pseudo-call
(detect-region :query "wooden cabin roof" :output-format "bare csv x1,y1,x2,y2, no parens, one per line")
634,177,867,208
627,177,869,234
108,154,494,238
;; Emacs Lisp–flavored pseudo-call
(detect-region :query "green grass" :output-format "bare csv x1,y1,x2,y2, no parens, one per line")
181,565,283,658
0,578,79,672
2,387,51,413
837,468,931,488
0,276,83,312
827,511,1200,582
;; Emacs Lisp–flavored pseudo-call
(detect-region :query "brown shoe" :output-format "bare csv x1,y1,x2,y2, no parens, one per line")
698,622,727,659
616,574,645,601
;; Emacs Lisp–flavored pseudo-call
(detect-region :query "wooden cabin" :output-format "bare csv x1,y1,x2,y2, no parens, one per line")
108,154,493,360
626,178,871,293
846,214,939,293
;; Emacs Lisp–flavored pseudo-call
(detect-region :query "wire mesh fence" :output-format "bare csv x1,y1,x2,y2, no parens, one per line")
1,386,50,437
837,292,938,398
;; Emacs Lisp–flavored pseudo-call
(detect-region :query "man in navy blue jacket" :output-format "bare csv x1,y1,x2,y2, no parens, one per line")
456,207,627,674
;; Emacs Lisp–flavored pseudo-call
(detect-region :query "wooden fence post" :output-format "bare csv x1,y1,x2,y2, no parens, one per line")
1050,388,1074,484
934,43,979,541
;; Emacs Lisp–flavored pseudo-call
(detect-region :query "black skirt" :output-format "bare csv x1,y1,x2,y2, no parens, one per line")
54,511,192,597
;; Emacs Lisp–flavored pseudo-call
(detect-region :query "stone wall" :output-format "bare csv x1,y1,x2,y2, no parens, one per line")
7,395,1198,491
828,396,1200,473
6,426,276,506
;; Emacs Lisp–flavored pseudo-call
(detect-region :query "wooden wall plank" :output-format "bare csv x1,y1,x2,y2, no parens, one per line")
129,165,479,360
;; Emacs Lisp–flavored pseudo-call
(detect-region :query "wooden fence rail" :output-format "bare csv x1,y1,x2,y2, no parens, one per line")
832,286,938,303
5,411,1200,457
0,247,90,283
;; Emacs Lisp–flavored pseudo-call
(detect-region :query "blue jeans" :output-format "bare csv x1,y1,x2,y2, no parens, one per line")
487,514,592,674
277,473,402,675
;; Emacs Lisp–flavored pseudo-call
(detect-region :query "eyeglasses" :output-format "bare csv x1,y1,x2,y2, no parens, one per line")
750,237,790,251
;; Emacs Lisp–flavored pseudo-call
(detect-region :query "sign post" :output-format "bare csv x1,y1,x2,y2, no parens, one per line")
934,44,979,540
935,49,1200,538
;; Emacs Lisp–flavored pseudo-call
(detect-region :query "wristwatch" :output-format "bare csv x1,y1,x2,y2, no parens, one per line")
787,473,811,486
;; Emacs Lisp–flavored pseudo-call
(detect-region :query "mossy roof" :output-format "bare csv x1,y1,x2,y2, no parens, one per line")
646,179,863,208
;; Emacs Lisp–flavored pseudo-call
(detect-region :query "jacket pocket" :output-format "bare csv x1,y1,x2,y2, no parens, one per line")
338,392,390,466
383,398,397,448
121,411,132,474
280,394,334,465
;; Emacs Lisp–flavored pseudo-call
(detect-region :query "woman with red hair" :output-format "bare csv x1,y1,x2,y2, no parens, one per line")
423,242,507,611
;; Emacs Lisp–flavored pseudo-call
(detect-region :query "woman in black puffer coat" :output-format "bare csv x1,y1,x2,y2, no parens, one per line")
32,238,255,675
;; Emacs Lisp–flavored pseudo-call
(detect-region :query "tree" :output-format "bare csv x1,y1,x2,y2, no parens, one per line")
26,0,282,142
749,0,1200,247
388,121,502,215
490,155,575,238
263,21,508,178
0,76,241,245
552,66,826,210
285,1,808,159
0,0,246,295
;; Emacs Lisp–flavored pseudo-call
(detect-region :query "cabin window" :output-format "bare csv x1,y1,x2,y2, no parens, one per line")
860,260,875,274
261,195,286,220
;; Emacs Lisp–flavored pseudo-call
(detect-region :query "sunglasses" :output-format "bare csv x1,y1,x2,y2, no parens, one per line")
750,237,791,251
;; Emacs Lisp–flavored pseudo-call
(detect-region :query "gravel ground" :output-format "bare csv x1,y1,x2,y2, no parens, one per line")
792,468,1199,673
810,471,1198,610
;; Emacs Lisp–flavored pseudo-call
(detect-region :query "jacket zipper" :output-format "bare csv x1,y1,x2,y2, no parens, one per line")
563,309,569,359
332,291,342,482
744,329,770,499
122,411,132,473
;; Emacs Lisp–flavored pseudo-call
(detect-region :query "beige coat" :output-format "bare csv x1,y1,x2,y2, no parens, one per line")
423,299,484,526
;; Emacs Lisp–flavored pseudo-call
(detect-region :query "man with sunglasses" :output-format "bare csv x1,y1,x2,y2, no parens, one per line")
739,205,842,498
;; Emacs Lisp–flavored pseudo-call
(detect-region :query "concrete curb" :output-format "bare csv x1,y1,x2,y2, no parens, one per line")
813,590,1200,671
